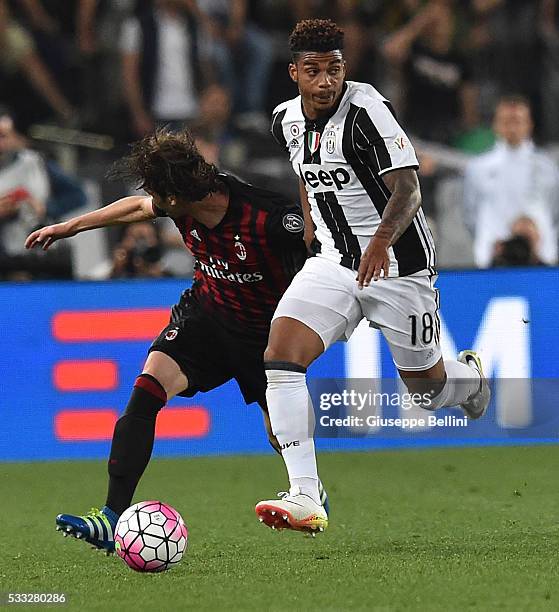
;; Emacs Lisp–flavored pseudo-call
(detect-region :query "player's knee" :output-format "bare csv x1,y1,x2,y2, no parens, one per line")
263,345,286,363
142,352,188,399
263,344,314,368
140,370,180,399
265,317,324,367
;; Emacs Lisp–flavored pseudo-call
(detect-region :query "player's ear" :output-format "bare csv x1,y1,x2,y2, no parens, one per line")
288,63,298,83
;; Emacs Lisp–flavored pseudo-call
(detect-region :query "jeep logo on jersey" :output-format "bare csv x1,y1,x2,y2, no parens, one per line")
301,167,351,191
282,213,304,233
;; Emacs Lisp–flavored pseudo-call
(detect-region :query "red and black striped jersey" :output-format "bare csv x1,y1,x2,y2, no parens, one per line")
154,174,306,339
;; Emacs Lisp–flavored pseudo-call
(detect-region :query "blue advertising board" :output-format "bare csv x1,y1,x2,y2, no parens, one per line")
1,268,558,461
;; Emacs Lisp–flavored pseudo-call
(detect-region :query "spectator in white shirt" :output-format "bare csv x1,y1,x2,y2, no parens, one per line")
0,108,49,257
463,95,559,267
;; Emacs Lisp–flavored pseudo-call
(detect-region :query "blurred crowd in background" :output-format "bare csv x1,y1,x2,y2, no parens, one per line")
1,0,559,280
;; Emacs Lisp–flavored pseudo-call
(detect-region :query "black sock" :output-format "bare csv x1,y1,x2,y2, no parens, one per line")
106,373,166,515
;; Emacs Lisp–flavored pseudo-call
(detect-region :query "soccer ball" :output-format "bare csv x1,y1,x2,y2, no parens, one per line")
114,501,188,572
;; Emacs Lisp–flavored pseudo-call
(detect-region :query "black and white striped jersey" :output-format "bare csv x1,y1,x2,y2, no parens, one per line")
271,81,436,277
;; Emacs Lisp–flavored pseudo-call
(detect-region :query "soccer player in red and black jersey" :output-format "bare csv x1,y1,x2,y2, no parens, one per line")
25,128,327,552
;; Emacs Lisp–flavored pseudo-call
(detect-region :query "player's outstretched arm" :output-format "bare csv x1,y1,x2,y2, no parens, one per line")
25,195,155,251
356,168,421,288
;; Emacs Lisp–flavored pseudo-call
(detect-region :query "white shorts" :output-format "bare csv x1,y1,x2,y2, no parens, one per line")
272,256,442,371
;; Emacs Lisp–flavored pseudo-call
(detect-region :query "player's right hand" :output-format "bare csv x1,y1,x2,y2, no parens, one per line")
25,222,76,251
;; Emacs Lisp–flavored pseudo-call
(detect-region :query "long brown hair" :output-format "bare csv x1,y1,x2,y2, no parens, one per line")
110,127,222,202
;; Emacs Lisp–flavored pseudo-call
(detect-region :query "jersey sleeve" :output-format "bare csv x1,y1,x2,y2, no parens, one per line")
264,203,305,245
354,99,419,176
270,108,288,150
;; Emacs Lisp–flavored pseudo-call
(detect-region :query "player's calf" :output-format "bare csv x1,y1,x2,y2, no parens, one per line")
400,354,490,418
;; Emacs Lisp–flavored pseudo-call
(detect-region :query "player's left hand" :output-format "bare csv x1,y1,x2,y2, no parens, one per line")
356,236,390,288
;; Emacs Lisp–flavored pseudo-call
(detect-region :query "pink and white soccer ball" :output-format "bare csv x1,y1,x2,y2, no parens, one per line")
114,501,188,572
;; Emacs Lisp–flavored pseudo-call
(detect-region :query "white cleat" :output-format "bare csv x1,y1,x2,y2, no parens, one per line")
458,350,491,419
255,486,328,534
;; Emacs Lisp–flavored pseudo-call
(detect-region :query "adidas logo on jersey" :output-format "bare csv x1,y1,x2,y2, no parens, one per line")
300,167,351,191
190,229,201,241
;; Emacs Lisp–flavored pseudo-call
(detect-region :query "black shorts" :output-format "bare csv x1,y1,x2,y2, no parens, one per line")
149,292,267,406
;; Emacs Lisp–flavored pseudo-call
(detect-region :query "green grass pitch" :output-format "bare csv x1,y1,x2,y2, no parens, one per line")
2,445,558,611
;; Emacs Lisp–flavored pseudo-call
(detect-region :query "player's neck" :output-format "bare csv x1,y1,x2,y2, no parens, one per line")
187,189,230,229
302,102,329,122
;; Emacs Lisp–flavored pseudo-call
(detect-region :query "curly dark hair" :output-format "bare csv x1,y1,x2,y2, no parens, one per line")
289,19,344,59
109,127,222,202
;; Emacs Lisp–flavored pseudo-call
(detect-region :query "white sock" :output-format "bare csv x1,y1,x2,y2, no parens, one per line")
429,360,481,409
265,366,320,505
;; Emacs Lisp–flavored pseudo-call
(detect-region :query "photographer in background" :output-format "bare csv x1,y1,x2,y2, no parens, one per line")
110,221,166,279
491,216,545,267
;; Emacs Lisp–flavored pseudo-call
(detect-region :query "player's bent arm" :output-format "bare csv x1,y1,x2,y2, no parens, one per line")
25,195,155,250
298,178,315,250
374,168,421,247
356,168,421,286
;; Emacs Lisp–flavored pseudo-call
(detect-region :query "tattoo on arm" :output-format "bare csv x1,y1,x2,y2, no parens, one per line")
374,169,421,246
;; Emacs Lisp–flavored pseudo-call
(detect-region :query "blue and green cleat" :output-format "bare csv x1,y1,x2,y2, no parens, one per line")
55,506,119,554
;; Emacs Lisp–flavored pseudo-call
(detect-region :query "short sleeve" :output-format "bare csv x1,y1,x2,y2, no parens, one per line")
353,100,419,176
265,203,305,244
120,17,141,54
270,108,288,150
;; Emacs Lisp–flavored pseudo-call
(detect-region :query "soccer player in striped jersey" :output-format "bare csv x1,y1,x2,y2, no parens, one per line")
25,128,328,552
255,19,490,535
